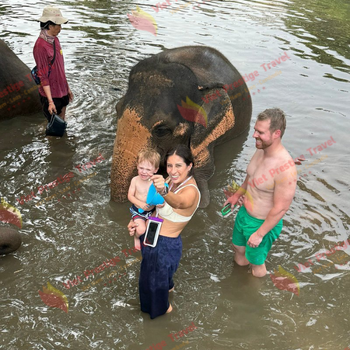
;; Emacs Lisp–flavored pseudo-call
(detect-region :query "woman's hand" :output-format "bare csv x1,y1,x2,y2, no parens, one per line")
151,174,166,193
128,220,138,237
48,101,57,115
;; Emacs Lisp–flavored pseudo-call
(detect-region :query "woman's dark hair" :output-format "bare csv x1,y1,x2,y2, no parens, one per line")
165,144,194,175
40,21,55,29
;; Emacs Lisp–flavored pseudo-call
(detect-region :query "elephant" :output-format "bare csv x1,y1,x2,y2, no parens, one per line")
111,45,252,208
0,39,42,120
0,227,22,255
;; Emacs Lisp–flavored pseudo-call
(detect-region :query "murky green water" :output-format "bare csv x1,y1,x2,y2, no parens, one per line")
1,0,350,349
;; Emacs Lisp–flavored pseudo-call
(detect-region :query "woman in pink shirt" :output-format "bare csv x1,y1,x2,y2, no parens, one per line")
33,6,73,122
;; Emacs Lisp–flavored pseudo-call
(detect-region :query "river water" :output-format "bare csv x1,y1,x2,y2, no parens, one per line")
0,0,350,349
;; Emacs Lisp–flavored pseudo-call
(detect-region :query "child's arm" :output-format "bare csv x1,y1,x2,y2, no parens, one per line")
128,177,149,210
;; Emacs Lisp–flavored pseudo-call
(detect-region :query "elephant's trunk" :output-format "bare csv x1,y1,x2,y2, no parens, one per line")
110,109,152,202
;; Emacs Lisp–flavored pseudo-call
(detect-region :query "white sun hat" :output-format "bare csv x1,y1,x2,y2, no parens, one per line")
37,6,68,24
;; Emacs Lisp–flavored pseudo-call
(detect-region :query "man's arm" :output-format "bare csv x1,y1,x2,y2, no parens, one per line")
248,168,297,247
224,175,249,208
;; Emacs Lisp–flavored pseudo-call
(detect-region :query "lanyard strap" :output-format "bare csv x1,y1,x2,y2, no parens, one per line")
169,176,193,192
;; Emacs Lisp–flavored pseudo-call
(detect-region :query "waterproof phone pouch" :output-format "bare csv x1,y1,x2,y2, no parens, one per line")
143,216,163,247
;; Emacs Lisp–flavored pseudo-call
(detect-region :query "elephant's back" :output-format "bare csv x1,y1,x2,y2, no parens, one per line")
158,46,243,87
0,39,41,120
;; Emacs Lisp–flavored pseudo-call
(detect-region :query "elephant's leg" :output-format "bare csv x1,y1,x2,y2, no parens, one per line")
0,227,22,255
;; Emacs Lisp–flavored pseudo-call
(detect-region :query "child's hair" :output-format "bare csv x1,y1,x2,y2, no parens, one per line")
137,148,161,169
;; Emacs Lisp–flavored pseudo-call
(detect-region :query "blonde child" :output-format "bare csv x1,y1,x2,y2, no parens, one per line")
128,149,161,250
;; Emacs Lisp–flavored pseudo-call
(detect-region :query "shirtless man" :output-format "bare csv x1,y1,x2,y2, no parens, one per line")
224,108,297,277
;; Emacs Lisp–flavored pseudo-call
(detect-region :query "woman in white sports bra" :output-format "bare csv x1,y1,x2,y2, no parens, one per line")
128,144,200,319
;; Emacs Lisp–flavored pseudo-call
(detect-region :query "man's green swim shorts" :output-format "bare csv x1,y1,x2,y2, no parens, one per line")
232,206,283,265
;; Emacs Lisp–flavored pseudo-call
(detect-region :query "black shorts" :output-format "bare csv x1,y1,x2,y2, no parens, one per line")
40,94,69,122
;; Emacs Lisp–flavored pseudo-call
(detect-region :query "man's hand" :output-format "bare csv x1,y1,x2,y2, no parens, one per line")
247,231,263,248
223,190,245,209
223,188,235,200
224,194,238,209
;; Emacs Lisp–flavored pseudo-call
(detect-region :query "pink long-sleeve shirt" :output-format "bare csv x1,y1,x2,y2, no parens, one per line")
33,37,69,98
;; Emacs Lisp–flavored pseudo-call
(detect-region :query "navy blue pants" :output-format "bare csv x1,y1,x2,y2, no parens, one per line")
139,234,182,319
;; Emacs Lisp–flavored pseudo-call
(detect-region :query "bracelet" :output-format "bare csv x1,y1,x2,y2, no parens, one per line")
161,186,169,197
48,100,54,104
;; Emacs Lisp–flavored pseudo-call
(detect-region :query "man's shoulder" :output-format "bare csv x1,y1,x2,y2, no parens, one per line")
272,148,297,178
278,147,295,165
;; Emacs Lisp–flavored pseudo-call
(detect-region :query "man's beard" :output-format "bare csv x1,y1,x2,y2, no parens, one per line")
255,138,273,149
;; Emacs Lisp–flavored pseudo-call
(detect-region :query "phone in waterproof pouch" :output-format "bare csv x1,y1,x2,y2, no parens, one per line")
144,217,163,247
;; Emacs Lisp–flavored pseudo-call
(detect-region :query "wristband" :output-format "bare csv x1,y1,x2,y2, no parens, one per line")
161,183,169,196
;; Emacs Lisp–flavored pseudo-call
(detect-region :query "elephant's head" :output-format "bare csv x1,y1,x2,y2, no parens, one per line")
111,46,252,206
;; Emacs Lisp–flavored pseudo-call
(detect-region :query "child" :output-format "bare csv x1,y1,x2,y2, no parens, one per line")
128,148,161,250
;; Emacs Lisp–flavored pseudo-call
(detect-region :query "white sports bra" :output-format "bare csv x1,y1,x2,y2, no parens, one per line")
157,183,201,223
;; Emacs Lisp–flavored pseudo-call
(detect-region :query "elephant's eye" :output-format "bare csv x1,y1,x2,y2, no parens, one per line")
153,125,172,137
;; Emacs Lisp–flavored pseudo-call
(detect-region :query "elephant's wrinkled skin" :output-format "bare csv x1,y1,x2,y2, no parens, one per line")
111,46,252,208
0,39,41,120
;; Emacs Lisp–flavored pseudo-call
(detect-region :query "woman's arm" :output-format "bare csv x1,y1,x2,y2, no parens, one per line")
42,85,57,115
151,175,198,210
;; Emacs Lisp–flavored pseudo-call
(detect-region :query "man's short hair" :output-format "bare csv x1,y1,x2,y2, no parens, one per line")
257,108,286,138
137,148,160,169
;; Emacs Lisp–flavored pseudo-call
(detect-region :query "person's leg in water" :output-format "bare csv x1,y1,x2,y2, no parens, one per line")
232,207,282,278
233,243,267,277
139,235,181,319
232,243,249,266
59,106,67,121
251,263,267,277
232,243,267,276
133,218,146,251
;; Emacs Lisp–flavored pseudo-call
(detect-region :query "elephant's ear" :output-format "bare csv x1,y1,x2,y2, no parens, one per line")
190,92,237,208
